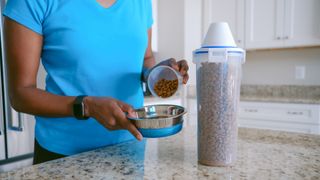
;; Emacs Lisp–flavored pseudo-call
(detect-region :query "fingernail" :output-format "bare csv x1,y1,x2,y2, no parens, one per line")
137,134,143,141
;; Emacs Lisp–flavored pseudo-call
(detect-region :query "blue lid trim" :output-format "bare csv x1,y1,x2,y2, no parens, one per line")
195,50,243,55
201,46,237,48
195,51,209,54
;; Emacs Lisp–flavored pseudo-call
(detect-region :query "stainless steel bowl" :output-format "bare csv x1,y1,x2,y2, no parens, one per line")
128,104,187,138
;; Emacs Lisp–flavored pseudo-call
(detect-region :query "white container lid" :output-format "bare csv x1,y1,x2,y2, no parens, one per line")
193,22,245,64
202,22,236,48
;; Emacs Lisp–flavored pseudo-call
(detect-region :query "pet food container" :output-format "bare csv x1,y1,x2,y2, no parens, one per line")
193,22,245,166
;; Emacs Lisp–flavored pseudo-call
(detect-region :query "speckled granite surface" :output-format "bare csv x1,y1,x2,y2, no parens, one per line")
1,125,319,180
240,85,320,104
240,95,320,104
186,85,320,104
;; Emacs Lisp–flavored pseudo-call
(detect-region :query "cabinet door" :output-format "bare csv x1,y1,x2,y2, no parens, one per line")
203,0,245,48
245,0,285,49
283,0,320,47
239,101,320,134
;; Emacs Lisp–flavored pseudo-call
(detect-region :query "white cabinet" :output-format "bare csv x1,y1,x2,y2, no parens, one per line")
283,0,320,47
239,101,320,134
202,0,245,48
245,0,320,50
200,0,320,50
245,0,285,49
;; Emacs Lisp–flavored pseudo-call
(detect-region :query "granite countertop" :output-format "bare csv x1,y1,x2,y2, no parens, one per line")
1,124,319,179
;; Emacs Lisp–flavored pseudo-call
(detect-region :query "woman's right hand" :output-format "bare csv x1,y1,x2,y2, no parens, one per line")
83,97,143,141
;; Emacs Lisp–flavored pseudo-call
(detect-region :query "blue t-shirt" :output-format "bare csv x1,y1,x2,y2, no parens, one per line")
4,0,153,155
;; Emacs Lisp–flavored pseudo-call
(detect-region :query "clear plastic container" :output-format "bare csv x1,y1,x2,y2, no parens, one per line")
147,65,183,98
193,47,245,166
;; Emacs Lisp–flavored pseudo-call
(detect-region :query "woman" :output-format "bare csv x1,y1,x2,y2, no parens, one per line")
3,0,189,164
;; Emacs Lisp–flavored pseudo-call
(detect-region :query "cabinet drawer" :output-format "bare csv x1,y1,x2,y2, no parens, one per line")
239,118,320,134
239,102,320,124
240,107,312,120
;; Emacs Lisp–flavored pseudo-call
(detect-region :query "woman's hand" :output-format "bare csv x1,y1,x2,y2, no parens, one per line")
156,58,189,84
83,97,142,141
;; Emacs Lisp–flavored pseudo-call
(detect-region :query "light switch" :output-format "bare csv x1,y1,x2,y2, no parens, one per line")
295,66,305,80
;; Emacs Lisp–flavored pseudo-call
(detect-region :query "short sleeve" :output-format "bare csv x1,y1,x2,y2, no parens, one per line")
3,0,47,35
145,0,153,29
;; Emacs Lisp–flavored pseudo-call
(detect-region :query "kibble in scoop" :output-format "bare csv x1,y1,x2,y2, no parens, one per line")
154,79,178,98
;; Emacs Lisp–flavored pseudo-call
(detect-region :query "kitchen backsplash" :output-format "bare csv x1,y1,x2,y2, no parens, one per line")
186,84,320,101
240,85,320,99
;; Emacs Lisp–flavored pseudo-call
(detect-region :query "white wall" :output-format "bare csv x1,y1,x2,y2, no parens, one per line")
184,0,202,86
242,48,320,85
37,63,46,90
155,0,185,62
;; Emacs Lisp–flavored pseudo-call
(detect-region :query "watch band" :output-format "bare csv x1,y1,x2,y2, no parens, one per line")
73,95,89,120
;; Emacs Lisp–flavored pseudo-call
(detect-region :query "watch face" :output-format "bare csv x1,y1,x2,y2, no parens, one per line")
80,102,88,119
73,96,88,120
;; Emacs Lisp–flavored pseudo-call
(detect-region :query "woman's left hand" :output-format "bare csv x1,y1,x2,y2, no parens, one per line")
156,58,189,84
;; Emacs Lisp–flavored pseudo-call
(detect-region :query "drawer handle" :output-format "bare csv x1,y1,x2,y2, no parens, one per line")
9,110,23,132
244,109,258,113
287,111,303,115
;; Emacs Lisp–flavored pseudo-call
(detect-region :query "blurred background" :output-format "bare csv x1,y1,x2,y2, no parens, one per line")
151,0,320,86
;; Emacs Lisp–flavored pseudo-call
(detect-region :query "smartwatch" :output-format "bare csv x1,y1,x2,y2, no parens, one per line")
73,95,89,120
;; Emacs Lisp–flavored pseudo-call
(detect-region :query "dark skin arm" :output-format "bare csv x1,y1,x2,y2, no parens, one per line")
143,29,156,69
4,18,75,117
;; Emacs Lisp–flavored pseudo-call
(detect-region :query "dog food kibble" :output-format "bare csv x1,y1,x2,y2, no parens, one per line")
154,79,178,98
197,62,241,166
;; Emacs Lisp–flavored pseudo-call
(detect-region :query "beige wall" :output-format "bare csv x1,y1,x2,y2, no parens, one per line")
242,48,320,85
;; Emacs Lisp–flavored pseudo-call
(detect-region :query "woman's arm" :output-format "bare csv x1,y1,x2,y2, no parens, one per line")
4,18,142,140
143,29,156,69
4,17,75,117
